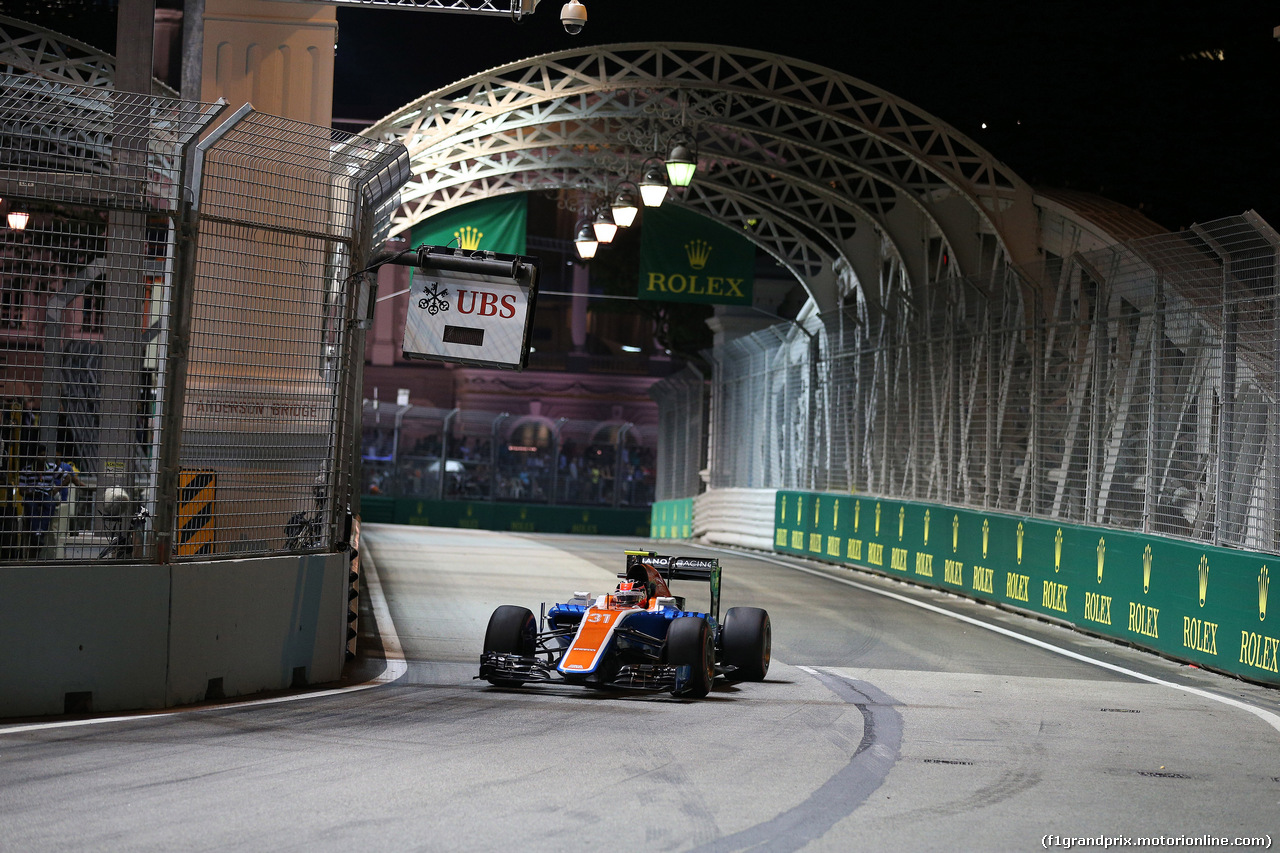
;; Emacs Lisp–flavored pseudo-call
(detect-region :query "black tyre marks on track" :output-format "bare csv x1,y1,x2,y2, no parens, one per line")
693,669,902,852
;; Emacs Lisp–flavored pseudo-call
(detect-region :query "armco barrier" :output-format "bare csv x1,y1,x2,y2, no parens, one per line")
775,491,1279,686
361,497,649,537
650,499,693,539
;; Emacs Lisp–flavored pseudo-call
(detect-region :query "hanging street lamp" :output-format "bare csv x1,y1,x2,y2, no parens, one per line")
573,220,599,259
639,159,669,207
591,207,618,244
664,135,697,188
610,181,639,228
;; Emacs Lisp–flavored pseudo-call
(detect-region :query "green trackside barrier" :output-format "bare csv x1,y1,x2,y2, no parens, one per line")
385,498,650,537
359,496,396,524
775,490,1279,686
650,498,694,539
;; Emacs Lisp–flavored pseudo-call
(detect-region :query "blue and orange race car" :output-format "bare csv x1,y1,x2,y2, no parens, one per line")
478,550,771,698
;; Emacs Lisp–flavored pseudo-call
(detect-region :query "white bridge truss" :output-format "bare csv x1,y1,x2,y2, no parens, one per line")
364,43,1040,314
0,14,176,96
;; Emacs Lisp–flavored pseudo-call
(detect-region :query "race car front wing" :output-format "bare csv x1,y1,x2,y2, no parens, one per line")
478,650,697,693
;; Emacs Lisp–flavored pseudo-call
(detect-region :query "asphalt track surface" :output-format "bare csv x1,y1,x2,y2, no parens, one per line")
3,524,1279,851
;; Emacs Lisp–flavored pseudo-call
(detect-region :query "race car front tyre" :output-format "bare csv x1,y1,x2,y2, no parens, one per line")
483,605,537,686
668,616,715,698
720,606,771,682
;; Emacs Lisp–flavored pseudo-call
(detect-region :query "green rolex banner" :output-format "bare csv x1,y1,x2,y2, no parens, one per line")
638,205,754,305
408,195,527,255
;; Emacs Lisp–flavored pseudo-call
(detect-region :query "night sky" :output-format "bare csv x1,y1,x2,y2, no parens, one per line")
331,0,1280,231
2,1,1275,231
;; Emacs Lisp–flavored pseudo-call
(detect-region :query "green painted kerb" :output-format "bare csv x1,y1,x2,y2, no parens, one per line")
774,490,1279,686
360,497,649,537
650,498,694,539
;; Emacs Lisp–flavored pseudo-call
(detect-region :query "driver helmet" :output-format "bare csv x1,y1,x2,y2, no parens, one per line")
612,580,647,609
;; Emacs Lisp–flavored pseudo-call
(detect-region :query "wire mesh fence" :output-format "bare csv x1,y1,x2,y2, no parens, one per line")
0,71,408,563
648,365,705,501
683,212,1280,555
360,403,656,508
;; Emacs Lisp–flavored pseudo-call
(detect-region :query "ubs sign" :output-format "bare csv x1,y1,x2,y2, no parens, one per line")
637,204,754,306
398,246,540,371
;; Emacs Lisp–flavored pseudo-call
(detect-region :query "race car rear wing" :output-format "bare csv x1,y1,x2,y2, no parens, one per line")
623,551,721,620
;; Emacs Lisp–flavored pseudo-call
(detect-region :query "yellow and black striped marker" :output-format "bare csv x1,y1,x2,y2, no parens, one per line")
177,469,216,556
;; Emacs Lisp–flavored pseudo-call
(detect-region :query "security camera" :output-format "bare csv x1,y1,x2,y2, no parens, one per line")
561,0,586,35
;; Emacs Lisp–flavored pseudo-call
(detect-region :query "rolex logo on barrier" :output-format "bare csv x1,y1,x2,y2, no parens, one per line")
855,500,861,533
781,495,788,523
815,498,821,526
834,499,840,529
924,510,930,546
685,239,712,270
1198,555,1209,607
1054,528,1063,573
1016,521,1024,565
1143,544,1153,594
952,514,959,553
1096,537,1106,583
898,506,905,541
1261,566,1269,622
455,225,484,251
875,502,881,536
798,496,804,526
982,519,989,559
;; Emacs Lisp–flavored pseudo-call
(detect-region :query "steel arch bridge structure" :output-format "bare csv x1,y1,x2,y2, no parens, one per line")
363,43,1041,317
0,14,176,96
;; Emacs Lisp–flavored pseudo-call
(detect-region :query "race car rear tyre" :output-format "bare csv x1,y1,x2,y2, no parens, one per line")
720,606,771,682
668,616,715,698
483,605,537,686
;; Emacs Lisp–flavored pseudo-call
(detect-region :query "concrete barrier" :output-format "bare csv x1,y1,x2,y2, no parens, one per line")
166,554,348,707
0,564,171,716
694,488,777,550
0,552,349,718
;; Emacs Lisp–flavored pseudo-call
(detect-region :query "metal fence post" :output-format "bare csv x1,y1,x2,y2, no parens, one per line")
807,328,820,491
490,412,509,501
438,407,459,501
153,199,200,563
1144,274,1163,535
613,423,633,508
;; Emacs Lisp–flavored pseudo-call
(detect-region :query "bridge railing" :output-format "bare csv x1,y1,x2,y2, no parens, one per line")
667,212,1280,556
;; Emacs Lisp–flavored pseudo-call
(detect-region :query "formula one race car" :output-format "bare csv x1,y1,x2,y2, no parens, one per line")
478,550,771,698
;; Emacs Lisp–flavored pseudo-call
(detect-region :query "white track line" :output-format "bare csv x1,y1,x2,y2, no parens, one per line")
698,544,1280,736
0,548,407,735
